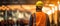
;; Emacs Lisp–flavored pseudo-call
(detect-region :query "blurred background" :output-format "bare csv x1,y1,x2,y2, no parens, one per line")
0,0,60,26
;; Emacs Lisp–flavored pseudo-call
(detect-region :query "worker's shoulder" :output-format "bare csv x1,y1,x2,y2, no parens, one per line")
32,12,46,15
31,12,48,18
41,12,49,17
36,12,46,14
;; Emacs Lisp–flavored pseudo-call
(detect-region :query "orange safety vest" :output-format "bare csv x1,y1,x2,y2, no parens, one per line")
32,12,46,26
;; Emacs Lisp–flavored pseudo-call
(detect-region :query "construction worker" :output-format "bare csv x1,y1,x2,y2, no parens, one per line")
29,1,50,26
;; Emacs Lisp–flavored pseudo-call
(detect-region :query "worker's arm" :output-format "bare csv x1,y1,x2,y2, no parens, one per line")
46,14,50,26
29,15,33,26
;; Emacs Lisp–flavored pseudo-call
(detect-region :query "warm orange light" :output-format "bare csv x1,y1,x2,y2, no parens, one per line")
58,1,60,4
59,4,60,10
49,4,55,6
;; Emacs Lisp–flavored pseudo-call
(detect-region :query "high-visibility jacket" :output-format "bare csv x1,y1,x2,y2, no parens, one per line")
29,12,49,26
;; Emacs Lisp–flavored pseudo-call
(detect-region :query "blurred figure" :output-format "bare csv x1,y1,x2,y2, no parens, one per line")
47,6,58,26
29,1,49,26
24,11,31,26
14,9,26,26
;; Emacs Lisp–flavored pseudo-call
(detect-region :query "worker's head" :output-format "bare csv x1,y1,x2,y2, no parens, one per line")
36,1,43,11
